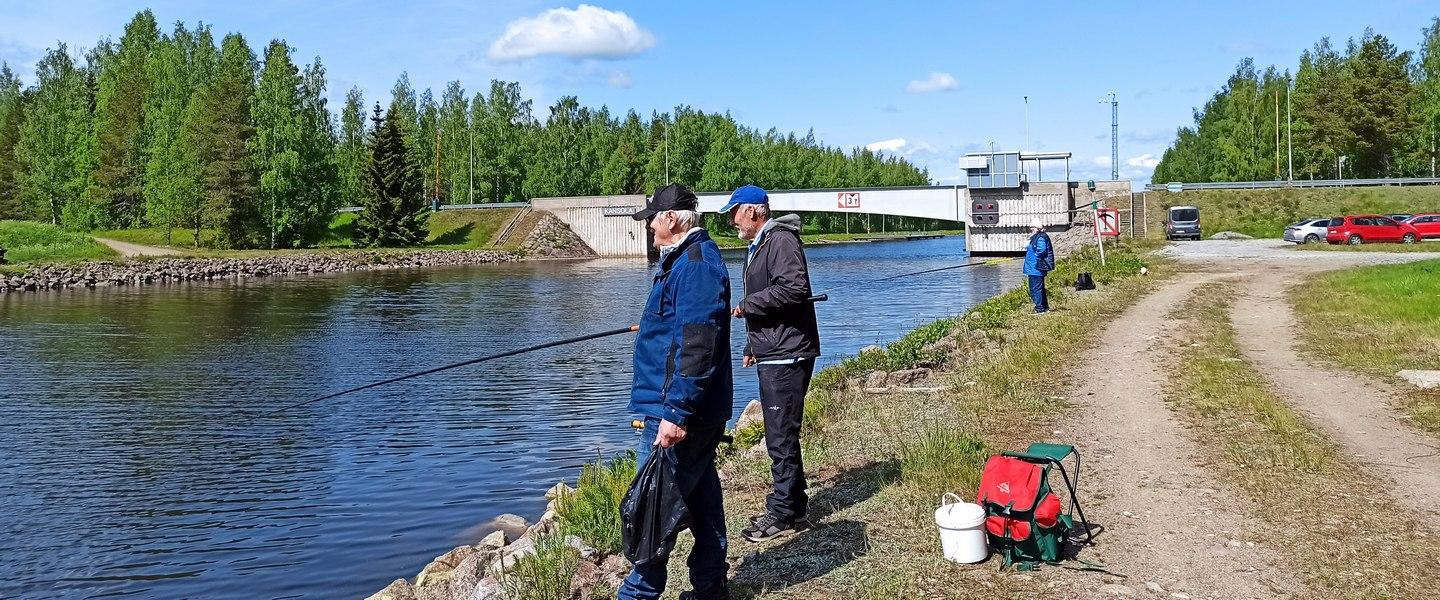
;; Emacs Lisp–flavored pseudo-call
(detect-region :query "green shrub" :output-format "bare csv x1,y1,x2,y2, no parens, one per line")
556,452,636,555
897,424,988,497
499,533,581,600
732,421,765,448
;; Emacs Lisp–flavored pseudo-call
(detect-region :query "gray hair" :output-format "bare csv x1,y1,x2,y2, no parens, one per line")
667,209,700,229
751,204,770,219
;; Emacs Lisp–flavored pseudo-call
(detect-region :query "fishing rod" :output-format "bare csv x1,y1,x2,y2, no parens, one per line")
805,257,1014,302
263,325,639,416
267,257,1015,414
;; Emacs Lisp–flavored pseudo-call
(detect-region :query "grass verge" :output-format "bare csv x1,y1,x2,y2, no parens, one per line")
0,220,117,266
1292,258,1440,435
1290,241,1440,252
1163,280,1440,598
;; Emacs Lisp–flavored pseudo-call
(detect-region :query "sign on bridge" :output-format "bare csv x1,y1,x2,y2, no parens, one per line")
836,192,861,209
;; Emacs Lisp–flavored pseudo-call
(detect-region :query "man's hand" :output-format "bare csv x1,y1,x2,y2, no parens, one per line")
742,355,756,368
656,419,688,448
732,305,745,318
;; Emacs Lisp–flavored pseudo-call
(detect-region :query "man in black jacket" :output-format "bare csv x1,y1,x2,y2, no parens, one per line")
722,184,822,542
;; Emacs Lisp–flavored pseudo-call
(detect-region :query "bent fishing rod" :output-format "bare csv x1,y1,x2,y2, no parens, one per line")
268,256,1015,415
264,325,639,416
805,256,1013,302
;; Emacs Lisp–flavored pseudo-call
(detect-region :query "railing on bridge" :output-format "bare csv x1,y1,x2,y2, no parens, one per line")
336,202,532,213
1147,177,1440,192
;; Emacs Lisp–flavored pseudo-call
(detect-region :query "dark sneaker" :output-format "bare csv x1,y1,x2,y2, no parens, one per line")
679,585,730,600
742,512,808,542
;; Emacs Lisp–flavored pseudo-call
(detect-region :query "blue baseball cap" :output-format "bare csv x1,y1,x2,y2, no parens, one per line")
719,184,768,213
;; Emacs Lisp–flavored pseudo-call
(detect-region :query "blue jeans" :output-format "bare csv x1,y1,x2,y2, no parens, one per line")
620,418,728,600
1028,274,1049,313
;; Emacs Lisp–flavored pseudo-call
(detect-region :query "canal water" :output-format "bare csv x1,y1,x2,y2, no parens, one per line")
0,235,1020,599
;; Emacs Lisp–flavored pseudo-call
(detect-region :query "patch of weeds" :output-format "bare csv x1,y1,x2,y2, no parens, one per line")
555,452,635,555
896,423,988,499
499,533,582,600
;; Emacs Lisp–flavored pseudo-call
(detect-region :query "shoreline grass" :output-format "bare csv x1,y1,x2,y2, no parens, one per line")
1292,258,1440,435
1164,281,1440,598
0,220,117,267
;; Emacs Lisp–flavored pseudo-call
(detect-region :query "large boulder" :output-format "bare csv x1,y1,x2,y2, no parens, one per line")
365,579,417,600
735,399,764,431
416,545,474,587
1398,370,1440,389
415,552,487,600
887,368,933,385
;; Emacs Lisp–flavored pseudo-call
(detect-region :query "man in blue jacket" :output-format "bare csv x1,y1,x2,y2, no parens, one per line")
622,183,733,600
1023,217,1055,313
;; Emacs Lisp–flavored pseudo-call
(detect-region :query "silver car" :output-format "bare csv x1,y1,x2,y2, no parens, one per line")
1283,218,1330,244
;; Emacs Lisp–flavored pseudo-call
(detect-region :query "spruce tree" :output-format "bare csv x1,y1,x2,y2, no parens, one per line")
179,33,259,248
88,9,159,227
355,103,426,247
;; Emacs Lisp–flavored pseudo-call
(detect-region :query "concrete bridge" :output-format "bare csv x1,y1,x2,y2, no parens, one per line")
533,179,1131,256
533,186,973,257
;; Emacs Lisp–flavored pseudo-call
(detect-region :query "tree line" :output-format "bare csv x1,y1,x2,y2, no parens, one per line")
1152,19,1440,183
0,11,931,248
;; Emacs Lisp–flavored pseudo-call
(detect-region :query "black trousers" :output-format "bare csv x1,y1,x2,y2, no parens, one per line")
757,359,815,521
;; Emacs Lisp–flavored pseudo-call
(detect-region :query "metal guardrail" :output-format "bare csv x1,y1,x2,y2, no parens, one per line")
1146,177,1440,192
336,202,532,213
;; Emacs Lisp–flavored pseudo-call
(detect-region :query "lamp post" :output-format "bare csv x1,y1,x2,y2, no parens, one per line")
1338,155,1347,186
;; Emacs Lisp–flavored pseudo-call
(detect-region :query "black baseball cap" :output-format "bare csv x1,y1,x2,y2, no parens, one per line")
632,184,698,221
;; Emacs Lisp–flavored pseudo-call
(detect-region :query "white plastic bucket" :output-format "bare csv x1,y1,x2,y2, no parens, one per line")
934,492,988,564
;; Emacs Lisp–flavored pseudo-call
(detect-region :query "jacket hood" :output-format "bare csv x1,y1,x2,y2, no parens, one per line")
771,213,803,233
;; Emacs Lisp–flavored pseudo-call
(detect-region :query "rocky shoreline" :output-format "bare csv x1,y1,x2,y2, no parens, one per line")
0,249,524,293
365,482,633,600
1,213,597,293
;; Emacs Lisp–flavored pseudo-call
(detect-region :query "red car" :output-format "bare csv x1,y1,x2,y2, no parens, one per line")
1326,215,1421,245
1404,213,1440,240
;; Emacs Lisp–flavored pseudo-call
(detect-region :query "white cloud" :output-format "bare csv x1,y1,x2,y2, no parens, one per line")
1126,154,1161,168
1091,156,1112,167
607,70,633,88
905,72,958,94
866,138,908,153
488,4,656,62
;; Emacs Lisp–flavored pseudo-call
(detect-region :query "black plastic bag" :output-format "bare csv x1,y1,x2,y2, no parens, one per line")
621,448,692,567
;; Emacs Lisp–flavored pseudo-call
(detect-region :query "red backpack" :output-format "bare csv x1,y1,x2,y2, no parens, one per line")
976,444,1093,569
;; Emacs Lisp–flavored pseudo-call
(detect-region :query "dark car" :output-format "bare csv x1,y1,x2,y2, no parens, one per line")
1165,206,1201,241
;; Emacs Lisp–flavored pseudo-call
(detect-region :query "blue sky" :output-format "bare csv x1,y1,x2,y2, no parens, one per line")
1,1,1437,186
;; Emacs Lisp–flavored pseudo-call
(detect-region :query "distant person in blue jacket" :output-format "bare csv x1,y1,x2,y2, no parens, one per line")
623,183,733,600
1023,217,1055,314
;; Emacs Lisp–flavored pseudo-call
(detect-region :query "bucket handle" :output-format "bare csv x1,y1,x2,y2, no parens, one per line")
940,492,964,514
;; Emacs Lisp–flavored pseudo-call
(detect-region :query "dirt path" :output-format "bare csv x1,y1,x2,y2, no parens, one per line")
1229,267,1440,519
93,237,181,257
1061,272,1299,599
